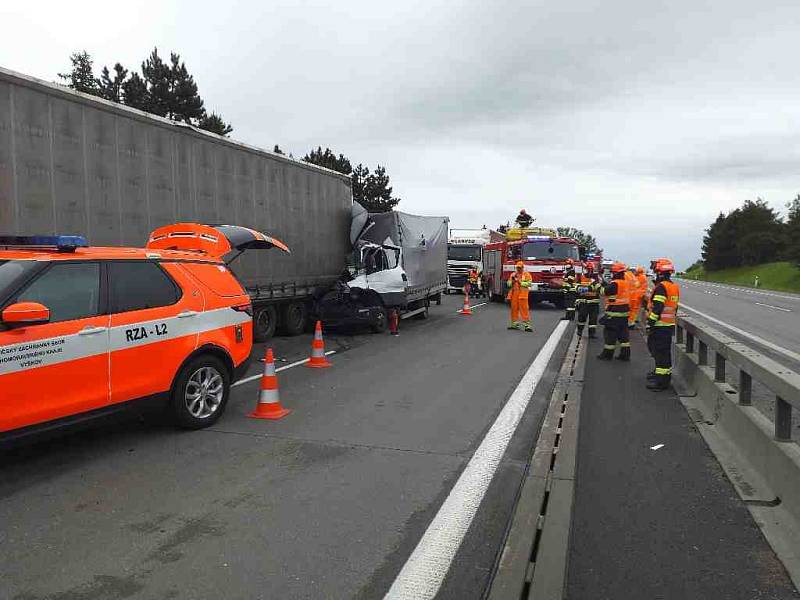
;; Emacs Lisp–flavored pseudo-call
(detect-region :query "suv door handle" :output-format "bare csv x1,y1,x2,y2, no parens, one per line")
177,310,198,319
79,326,107,336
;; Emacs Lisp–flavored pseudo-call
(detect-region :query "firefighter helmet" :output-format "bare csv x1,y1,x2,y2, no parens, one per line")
655,259,675,274
515,261,525,269
636,265,645,274
610,262,626,273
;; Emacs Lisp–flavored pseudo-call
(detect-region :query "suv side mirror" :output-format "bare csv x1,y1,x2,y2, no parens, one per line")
2,302,50,327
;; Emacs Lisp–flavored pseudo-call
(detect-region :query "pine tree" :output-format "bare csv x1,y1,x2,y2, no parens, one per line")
121,72,150,112
303,147,353,174
786,195,800,266
99,63,128,103
141,48,171,117
198,112,233,136
169,53,205,123
58,51,101,96
359,165,400,212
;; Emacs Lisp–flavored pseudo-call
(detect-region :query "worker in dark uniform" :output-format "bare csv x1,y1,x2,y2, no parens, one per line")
576,265,601,338
646,259,680,390
562,258,577,321
515,209,533,228
598,262,631,361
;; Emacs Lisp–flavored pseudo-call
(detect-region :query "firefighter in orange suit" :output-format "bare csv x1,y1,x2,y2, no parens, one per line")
624,268,639,329
633,266,648,325
598,262,631,361
646,260,680,391
507,261,533,332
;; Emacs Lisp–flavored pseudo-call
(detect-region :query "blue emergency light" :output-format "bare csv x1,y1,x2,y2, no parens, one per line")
0,235,89,252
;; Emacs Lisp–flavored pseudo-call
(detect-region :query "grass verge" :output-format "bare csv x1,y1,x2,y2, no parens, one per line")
683,262,800,293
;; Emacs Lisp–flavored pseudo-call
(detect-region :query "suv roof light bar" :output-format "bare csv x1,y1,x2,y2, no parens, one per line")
0,235,89,252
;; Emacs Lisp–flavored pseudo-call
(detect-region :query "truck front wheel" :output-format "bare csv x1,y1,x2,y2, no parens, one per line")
279,302,307,336
253,305,277,342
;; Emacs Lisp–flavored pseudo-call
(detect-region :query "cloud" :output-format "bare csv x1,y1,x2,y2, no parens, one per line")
2,0,800,269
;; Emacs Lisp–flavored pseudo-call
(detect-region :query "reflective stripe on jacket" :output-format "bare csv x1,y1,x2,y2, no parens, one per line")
507,271,533,299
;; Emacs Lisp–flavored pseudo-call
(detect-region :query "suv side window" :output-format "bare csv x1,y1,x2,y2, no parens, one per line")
17,262,101,322
109,262,181,313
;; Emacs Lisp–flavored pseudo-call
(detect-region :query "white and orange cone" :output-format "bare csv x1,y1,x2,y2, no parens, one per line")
305,320,332,368
248,348,291,420
459,294,472,315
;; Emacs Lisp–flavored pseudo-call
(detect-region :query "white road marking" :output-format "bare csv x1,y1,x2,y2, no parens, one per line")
384,320,570,600
754,302,792,313
678,278,800,302
455,301,488,313
232,350,337,387
681,303,800,363
650,444,665,451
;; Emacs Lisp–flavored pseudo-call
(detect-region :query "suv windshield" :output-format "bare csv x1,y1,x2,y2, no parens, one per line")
0,260,37,298
448,245,482,261
521,241,579,260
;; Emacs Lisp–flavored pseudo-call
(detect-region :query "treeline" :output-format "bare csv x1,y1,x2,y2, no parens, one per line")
58,50,232,135
301,147,400,213
701,197,800,270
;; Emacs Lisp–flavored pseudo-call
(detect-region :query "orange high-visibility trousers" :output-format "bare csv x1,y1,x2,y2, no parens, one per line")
510,295,530,324
629,294,641,324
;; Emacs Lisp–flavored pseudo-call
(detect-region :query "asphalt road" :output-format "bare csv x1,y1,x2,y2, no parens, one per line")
678,278,800,371
0,295,569,600
567,332,799,600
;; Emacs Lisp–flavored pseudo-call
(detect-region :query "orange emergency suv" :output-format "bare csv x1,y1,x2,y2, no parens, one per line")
0,223,288,444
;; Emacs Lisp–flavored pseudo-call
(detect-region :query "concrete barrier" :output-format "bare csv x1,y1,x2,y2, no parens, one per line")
674,316,800,587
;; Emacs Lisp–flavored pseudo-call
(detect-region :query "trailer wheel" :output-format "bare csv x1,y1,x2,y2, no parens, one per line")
279,302,307,336
370,307,388,333
415,304,430,320
433,293,442,306
253,305,277,342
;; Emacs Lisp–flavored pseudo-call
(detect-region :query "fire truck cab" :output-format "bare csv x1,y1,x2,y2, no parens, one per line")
484,228,582,307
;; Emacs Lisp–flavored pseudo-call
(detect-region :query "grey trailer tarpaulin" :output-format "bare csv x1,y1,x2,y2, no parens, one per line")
359,209,449,300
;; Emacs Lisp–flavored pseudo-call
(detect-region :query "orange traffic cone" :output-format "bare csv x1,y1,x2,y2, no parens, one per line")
248,348,291,420
459,294,472,315
305,320,332,368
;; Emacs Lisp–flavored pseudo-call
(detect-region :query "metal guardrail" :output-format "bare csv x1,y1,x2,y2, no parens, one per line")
676,315,800,442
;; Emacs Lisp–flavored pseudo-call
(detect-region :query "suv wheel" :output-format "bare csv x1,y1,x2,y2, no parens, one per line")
171,356,230,429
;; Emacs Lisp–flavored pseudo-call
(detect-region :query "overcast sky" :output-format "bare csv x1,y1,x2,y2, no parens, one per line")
3,0,800,268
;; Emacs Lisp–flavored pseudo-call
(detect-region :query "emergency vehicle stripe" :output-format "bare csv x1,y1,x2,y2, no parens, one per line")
502,265,583,273
0,308,250,377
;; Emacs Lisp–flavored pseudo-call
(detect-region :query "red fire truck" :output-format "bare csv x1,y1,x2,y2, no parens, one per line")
484,227,583,307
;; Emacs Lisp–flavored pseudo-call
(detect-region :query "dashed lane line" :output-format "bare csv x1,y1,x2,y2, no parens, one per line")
679,279,800,302
383,320,570,600
680,303,800,364
232,351,337,387
754,302,792,313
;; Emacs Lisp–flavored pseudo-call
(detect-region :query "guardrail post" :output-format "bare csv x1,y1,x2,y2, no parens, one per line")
775,397,793,442
686,331,695,354
676,325,684,345
738,370,752,406
698,340,708,366
714,352,726,382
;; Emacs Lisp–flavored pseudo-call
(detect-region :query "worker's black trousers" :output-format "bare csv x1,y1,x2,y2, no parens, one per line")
602,316,630,350
576,301,599,334
564,292,576,320
647,327,674,376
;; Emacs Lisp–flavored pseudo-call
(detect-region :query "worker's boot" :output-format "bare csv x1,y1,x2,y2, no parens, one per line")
588,327,597,339
616,346,631,361
507,321,519,330
597,347,614,360
646,374,671,391
524,323,533,333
